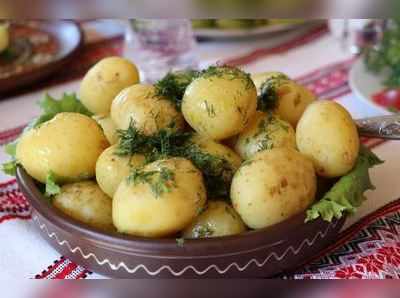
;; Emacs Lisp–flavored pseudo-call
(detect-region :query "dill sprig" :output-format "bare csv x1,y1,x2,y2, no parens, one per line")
200,65,253,90
192,223,214,238
257,74,290,111
154,70,200,109
128,167,176,198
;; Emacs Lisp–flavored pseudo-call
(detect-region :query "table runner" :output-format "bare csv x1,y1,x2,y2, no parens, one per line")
1,56,399,279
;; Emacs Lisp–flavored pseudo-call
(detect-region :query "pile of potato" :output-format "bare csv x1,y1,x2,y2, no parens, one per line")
15,56,360,239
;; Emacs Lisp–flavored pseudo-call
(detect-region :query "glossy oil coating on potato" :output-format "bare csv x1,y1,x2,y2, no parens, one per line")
79,57,140,115
182,200,246,239
182,66,257,140
113,158,207,238
111,84,185,135
93,115,119,145
96,145,145,198
53,181,114,232
235,111,296,159
16,113,109,184
231,147,316,229
296,101,360,178
274,81,316,127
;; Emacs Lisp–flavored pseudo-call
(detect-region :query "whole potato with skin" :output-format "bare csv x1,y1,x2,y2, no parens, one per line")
16,113,109,184
235,111,296,160
251,71,289,94
79,57,140,115
274,81,316,127
231,147,316,229
93,115,119,145
113,158,207,238
182,200,246,239
96,145,145,198
182,66,257,140
111,84,185,135
53,181,114,232
296,101,360,178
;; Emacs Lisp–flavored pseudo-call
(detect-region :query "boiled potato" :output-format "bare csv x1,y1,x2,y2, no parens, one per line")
113,158,207,237
16,113,109,183
0,23,9,53
235,111,296,159
111,84,185,135
93,115,119,145
96,145,145,198
182,200,246,239
274,81,316,127
182,66,257,140
251,72,289,94
231,147,316,229
79,57,140,115
296,101,360,177
53,181,114,231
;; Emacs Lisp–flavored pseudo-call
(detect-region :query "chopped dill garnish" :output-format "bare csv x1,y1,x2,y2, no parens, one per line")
200,65,253,90
204,100,216,118
176,238,185,247
257,73,290,111
154,70,200,109
192,223,214,238
128,167,176,198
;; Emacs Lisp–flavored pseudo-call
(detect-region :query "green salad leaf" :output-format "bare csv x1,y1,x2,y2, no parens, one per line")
306,146,383,222
45,171,61,197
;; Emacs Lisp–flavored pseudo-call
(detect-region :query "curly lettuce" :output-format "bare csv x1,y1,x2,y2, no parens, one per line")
306,146,383,222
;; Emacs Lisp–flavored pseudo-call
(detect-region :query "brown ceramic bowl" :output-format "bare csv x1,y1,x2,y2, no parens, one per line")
17,167,345,278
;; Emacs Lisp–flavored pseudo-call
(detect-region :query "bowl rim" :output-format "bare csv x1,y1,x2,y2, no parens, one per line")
17,166,342,258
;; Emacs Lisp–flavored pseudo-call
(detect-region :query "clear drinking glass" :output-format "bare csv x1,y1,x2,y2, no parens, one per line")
124,19,199,83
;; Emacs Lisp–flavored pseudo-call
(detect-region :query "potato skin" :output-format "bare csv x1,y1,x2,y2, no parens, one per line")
182,200,246,239
16,113,109,183
182,70,257,140
274,81,316,127
251,72,289,94
296,101,360,177
79,57,139,115
111,84,185,135
235,111,296,159
96,145,145,198
93,115,119,145
113,158,207,238
53,181,114,232
231,147,316,229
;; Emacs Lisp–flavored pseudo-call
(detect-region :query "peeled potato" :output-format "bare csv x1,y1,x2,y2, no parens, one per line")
235,111,296,159
182,200,246,239
182,66,257,140
79,56,140,115
53,181,114,231
231,147,316,229
111,84,185,135
93,115,119,145
96,145,145,198
296,101,360,177
113,158,207,238
16,113,109,184
274,81,316,127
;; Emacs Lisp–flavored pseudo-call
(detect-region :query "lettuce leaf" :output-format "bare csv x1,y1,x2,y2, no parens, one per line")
306,146,383,222
45,171,61,197
1,93,91,177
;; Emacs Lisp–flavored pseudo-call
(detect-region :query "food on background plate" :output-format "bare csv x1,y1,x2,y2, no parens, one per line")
113,158,207,238
0,22,9,53
79,57,140,115
296,101,360,178
182,66,257,140
234,111,296,160
53,181,114,232
191,19,305,30
182,200,246,239
2,57,382,240
231,148,317,229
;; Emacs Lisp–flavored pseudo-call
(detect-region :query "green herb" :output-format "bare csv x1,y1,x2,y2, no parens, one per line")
200,65,253,89
176,238,185,247
204,100,216,118
45,171,61,197
306,146,383,222
192,223,214,238
128,167,176,198
154,70,199,109
364,19,400,88
1,160,17,176
257,74,290,111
